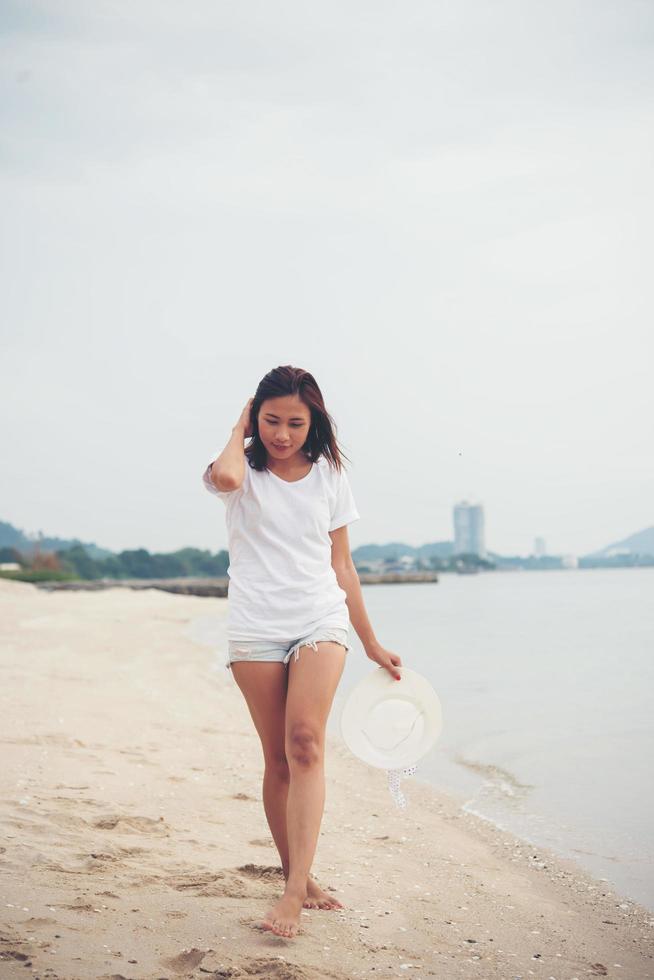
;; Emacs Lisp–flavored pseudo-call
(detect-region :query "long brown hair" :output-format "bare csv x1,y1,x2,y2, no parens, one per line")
244,365,351,473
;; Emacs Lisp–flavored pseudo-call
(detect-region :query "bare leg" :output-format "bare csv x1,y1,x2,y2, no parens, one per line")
263,767,343,909
285,730,326,894
261,641,347,938
229,661,342,916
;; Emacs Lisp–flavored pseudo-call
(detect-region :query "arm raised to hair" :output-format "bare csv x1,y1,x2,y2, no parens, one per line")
207,398,254,491
208,425,246,491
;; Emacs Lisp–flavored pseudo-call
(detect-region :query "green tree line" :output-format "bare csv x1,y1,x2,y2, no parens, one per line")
0,545,229,582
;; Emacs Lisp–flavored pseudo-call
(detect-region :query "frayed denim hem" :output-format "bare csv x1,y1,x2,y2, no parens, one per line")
224,628,350,671
282,634,351,666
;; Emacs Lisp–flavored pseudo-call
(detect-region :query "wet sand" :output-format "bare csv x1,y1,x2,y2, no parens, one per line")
1,578,652,979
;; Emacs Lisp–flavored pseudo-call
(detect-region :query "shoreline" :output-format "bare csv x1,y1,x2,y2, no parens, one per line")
1,578,652,979
27,570,440,599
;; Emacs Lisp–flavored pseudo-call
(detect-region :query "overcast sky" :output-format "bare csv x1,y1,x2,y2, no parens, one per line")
1,0,652,558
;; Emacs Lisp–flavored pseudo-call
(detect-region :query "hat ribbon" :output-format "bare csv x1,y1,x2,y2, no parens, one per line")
361,709,424,809
386,765,418,808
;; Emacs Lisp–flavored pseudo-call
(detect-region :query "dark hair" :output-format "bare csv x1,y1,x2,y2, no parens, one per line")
244,365,351,473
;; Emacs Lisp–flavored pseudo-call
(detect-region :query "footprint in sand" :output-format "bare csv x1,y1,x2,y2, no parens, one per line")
161,947,208,972
54,901,96,912
2,798,110,841
100,975,139,980
0,949,33,967
40,855,121,875
237,863,285,883
160,869,256,899
91,814,169,835
0,924,36,969
42,795,103,810
199,955,326,978
0,732,87,748
116,748,158,767
22,916,57,930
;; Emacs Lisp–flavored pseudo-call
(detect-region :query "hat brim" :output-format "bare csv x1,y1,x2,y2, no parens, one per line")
339,666,443,770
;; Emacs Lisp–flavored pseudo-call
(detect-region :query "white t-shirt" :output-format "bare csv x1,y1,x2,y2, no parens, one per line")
202,454,361,641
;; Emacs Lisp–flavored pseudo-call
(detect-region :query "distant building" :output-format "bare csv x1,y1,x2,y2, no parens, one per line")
381,554,416,572
453,501,486,558
534,537,546,557
561,554,579,569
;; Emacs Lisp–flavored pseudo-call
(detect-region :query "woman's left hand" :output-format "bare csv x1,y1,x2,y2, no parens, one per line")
365,641,403,681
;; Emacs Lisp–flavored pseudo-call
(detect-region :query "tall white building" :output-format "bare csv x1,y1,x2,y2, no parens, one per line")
453,501,486,558
534,537,546,557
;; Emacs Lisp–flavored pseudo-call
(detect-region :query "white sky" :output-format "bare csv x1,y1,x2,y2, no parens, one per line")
1,0,652,557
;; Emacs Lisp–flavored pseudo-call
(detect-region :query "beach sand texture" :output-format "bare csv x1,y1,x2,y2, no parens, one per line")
1,578,652,980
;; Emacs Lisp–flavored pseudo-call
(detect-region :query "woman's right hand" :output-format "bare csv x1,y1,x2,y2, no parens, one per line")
234,398,255,439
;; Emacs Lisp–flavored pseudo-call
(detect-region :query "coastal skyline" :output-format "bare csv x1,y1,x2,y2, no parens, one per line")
2,514,651,569
1,1,652,556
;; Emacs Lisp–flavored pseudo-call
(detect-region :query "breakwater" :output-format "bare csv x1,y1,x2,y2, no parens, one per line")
35,570,438,598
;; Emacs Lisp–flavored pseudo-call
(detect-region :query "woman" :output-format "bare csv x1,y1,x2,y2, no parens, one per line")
202,364,402,939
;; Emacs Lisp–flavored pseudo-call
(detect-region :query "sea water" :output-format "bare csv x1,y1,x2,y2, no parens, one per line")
332,568,654,911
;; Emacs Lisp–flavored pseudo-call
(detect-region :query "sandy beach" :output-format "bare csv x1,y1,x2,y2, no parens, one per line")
1,578,652,980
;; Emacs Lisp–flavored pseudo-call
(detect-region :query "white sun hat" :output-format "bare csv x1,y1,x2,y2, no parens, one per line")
339,666,443,809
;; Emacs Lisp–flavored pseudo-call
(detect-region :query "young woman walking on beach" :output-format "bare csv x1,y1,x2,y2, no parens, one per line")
202,364,402,939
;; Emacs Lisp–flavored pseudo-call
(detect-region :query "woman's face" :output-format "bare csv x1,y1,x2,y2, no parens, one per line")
258,395,312,462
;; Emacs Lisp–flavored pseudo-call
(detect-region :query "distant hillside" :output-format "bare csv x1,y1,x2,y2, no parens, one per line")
352,541,454,561
586,526,654,558
0,520,114,561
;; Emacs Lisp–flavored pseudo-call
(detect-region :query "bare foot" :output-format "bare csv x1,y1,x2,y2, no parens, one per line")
304,875,345,910
261,888,306,938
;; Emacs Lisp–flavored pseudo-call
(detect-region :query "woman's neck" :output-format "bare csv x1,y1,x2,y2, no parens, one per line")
267,450,312,477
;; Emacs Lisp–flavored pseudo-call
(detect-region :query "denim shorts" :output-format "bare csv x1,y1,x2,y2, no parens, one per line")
225,626,351,671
